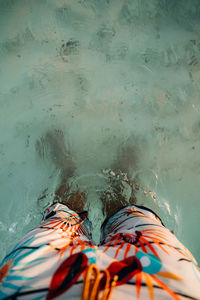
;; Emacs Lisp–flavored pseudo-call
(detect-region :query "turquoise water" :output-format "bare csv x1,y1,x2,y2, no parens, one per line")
0,0,200,263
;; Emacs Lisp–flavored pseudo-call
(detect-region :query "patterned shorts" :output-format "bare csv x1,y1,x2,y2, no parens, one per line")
0,203,200,299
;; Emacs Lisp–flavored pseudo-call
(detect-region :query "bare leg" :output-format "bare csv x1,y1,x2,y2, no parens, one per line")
112,137,139,177
36,129,86,212
100,169,137,219
99,137,143,218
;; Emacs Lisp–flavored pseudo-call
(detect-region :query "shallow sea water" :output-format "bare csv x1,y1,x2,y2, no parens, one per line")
0,0,200,263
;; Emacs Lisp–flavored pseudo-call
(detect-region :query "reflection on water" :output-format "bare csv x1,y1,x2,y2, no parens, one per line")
0,0,200,262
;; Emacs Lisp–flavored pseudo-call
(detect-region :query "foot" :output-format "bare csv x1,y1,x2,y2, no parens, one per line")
35,129,76,184
112,137,139,177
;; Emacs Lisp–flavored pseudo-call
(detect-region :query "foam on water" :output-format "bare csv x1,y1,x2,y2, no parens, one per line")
0,0,200,262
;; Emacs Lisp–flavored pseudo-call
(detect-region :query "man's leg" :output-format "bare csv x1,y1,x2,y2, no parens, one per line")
0,129,98,299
